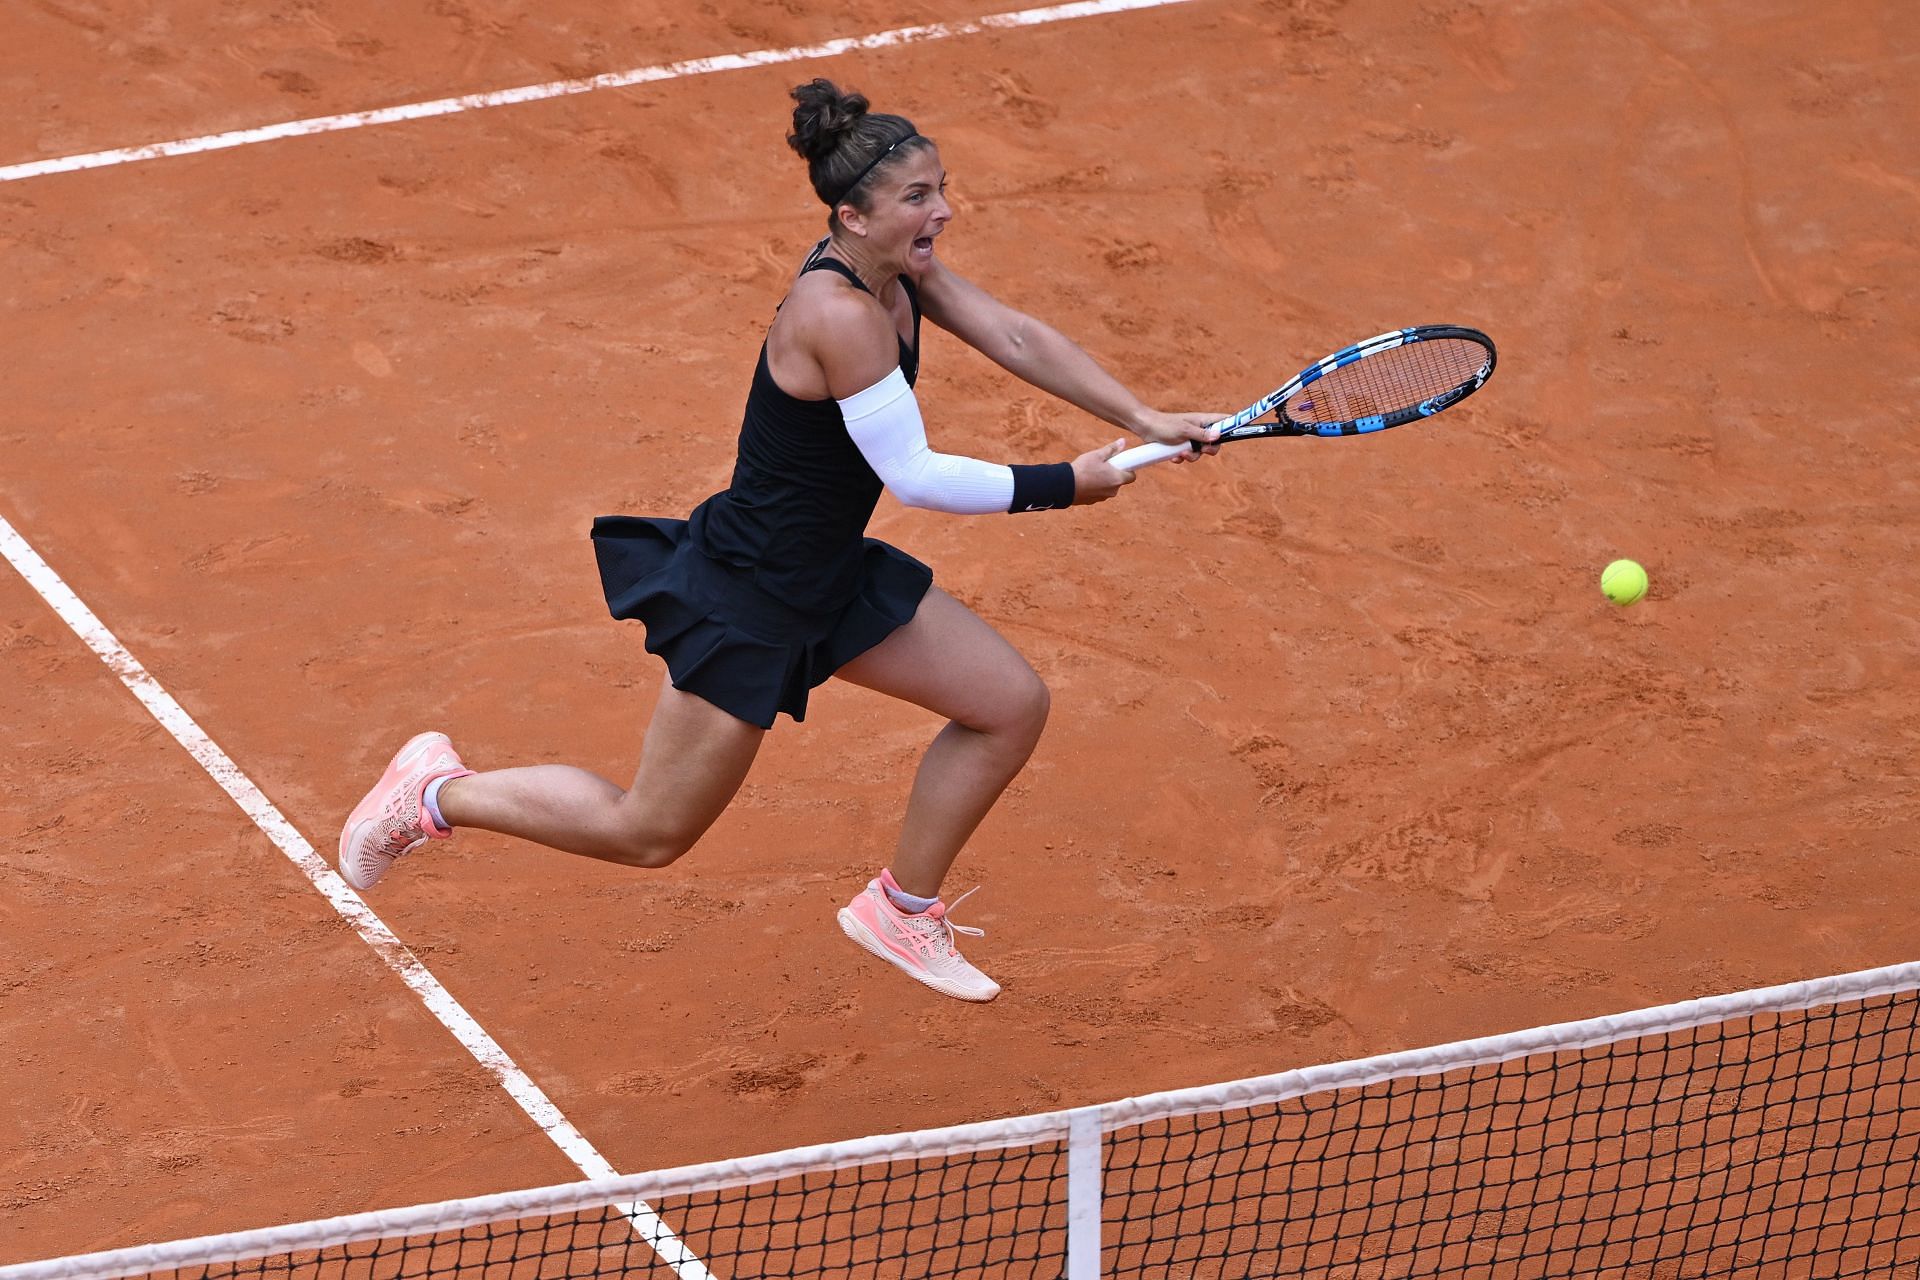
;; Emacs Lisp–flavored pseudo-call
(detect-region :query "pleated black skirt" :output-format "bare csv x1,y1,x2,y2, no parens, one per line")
590,515,933,728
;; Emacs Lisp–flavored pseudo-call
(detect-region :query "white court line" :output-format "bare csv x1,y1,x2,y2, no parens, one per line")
0,512,711,1279
0,0,1193,185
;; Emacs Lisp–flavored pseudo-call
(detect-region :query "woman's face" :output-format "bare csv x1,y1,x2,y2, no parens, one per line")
842,144,951,275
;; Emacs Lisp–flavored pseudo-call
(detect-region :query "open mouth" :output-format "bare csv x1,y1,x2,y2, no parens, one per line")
912,236,935,253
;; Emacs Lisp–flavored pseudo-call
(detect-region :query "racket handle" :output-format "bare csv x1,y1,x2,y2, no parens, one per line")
1110,440,1195,471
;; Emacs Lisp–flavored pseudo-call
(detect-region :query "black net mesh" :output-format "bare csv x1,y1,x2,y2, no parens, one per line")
1104,991,1920,1278
144,1144,1067,1280
44,989,1920,1280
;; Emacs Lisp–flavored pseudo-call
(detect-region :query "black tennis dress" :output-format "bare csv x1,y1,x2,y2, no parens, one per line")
590,254,934,729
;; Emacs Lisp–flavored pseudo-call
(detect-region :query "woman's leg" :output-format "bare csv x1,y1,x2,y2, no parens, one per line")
832,587,1049,898
438,684,765,868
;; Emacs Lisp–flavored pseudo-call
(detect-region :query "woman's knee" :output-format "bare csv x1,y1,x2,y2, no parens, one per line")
994,668,1051,747
603,819,702,869
1025,671,1052,735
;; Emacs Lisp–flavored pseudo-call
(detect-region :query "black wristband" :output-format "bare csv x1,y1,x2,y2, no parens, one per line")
1007,462,1075,514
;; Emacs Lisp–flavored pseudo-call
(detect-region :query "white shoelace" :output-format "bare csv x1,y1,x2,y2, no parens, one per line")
902,886,985,963
941,885,986,939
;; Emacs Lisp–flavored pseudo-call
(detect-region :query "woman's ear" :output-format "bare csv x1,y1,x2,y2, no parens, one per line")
836,203,870,238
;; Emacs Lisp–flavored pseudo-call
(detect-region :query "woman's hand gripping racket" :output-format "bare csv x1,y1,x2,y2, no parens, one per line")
1113,325,1497,470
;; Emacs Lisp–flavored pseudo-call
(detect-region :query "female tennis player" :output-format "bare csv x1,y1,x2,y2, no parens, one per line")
339,79,1218,1003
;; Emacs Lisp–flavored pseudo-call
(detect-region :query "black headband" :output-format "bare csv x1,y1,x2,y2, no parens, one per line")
829,131,920,207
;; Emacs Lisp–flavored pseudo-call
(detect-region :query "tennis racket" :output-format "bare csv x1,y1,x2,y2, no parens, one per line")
1112,325,1496,470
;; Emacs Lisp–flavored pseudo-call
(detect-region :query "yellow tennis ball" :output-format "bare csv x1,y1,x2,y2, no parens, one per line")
1602,559,1648,606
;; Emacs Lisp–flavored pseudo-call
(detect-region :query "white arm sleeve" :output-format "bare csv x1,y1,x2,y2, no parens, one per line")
839,368,1014,515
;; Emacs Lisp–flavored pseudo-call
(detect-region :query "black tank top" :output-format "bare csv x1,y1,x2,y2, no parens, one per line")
687,251,922,612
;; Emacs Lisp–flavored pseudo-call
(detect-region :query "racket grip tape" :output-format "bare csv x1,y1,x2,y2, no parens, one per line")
1109,440,1196,471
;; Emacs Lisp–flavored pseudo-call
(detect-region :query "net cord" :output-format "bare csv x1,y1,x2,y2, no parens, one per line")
7,959,1915,1280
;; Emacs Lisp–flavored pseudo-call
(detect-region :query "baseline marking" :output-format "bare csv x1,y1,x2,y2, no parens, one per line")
0,0,1194,185
0,512,710,1279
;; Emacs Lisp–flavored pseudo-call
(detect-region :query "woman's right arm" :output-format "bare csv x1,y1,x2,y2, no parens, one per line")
808,288,907,401
802,291,1131,511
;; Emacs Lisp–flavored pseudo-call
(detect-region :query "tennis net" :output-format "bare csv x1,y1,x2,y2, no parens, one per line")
7,962,1917,1280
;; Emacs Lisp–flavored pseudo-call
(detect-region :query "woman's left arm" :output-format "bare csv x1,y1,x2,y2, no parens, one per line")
918,260,1219,452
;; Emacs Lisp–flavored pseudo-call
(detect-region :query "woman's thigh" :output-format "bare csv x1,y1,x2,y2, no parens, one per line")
617,683,766,840
832,587,1044,730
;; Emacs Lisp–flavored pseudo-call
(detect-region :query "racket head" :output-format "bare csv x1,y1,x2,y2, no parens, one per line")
1112,325,1496,470
1269,325,1497,438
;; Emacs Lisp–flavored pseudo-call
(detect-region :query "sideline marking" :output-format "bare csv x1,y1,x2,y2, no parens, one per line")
0,512,710,1278
0,0,1193,185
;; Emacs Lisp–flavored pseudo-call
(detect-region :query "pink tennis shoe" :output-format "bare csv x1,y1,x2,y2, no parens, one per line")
837,874,1001,1002
338,731,473,891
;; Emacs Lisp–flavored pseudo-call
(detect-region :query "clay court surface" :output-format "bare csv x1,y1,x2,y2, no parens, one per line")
3,0,1917,1262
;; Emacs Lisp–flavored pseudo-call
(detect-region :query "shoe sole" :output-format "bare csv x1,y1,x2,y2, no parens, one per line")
837,908,999,1003
338,732,451,891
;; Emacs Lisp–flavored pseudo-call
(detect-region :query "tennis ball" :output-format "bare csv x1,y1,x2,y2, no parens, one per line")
1601,559,1648,607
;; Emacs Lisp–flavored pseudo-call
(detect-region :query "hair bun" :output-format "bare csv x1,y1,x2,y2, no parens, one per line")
787,78,870,163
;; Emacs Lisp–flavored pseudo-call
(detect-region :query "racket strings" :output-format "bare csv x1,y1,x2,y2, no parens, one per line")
1287,337,1487,424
